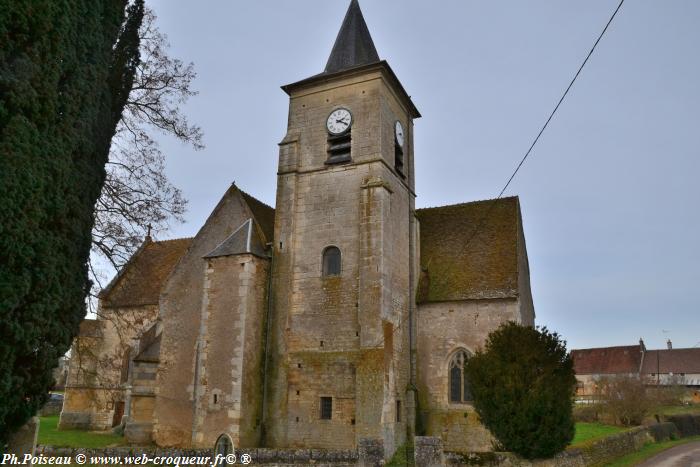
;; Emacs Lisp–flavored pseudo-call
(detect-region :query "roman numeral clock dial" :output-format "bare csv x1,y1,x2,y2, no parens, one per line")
326,108,352,135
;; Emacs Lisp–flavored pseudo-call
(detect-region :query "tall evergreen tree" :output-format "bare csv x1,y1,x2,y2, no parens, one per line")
0,0,143,441
465,323,576,459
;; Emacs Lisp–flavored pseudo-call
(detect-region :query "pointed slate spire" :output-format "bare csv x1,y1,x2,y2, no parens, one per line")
324,0,380,74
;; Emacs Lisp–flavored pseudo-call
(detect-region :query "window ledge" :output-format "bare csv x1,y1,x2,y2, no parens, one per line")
325,155,351,165
448,402,475,409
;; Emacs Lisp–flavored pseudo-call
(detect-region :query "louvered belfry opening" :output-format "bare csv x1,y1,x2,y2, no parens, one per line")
327,131,352,164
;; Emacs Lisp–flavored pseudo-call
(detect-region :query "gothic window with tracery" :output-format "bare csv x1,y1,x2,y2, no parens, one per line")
449,349,473,403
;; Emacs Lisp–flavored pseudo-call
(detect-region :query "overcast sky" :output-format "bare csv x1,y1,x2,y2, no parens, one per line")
145,0,699,351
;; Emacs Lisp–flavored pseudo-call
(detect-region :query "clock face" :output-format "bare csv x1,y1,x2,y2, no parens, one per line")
395,120,405,148
326,108,352,135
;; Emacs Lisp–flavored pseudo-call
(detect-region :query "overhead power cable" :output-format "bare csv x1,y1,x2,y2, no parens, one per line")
496,0,625,199
427,0,626,298
371,0,626,350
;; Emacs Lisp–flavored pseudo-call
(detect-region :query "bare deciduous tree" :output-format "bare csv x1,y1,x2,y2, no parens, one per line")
68,7,201,412
90,6,202,296
595,375,653,426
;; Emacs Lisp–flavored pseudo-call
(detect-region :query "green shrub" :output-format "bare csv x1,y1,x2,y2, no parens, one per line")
465,323,576,459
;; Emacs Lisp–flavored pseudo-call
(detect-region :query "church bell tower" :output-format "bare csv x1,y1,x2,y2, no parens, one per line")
265,0,421,456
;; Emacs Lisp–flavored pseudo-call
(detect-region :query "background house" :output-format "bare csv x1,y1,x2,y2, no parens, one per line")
572,339,700,403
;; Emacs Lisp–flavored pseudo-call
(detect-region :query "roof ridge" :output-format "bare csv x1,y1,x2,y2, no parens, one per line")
417,196,519,212
150,237,194,244
238,187,274,211
573,345,641,352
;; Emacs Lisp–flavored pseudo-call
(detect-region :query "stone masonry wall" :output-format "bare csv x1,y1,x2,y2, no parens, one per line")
267,68,416,457
153,188,258,447
192,254,269,449
416,298,524,452
516,209,536,326
61,305,158,431
124,360,158,444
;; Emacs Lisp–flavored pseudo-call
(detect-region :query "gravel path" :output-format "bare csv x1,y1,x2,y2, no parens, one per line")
637,441,700,467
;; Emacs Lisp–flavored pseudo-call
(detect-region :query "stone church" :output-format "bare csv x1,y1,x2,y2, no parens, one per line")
60,0,535,457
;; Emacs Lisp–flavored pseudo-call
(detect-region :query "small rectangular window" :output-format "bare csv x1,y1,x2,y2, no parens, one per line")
396,400,401,422
320,397,332,420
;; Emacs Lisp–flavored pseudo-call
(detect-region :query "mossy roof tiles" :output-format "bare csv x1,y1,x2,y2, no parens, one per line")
416,197,521,302
100,238,192,308
239,189,275,244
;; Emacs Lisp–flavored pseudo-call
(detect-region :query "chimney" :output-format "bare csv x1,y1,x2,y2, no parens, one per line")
639,338,646,352
667,339,672,350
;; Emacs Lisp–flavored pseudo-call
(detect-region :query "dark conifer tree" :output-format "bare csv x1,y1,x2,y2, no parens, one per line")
0,0,143,442
465,322,577,459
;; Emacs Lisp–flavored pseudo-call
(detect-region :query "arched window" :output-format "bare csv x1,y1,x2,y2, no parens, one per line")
215,434,234,458
449,349,473,403
322,246,341,276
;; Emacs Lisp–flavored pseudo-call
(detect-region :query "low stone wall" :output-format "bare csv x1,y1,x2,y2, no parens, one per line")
572,426,652,466
445,422,683,467
648,421,680,442
35,420,698,467
414,437,445,467
40,399,64,417
666,415,700,437
38,445,362,466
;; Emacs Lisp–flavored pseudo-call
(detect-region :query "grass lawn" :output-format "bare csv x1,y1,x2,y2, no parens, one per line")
386,443,413,467
605,435,700,467
38,415,126,448
570,422,627,447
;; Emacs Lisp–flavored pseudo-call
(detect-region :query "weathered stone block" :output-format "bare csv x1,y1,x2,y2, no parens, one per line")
57,411,91,430
6,416,39,456
358,438,383,467
414,436,444,467
124,422,153,444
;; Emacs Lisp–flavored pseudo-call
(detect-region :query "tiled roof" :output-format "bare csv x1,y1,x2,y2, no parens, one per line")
99,238,192,308
204,218,268,259
571,345,643,375
641,348,700,374
78,319,104,338
416,197,521,302
134,324,160,363
239,189,275,243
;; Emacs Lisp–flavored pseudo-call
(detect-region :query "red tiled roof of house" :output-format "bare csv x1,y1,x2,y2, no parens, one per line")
571,345,643,375
641,348,700,374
